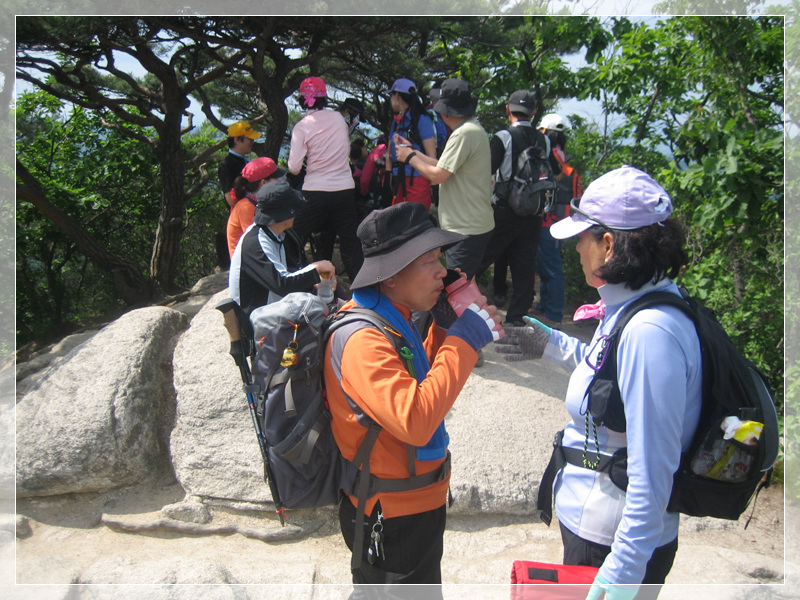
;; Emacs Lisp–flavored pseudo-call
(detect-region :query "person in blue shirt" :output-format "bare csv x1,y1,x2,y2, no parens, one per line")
386,78,437,210
495,166,703,600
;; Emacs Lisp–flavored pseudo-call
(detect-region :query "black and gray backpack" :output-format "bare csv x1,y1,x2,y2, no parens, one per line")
507,126,557,217
246,292,451,568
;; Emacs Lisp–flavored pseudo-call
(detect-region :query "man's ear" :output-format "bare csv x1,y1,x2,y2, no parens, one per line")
380,276,396,290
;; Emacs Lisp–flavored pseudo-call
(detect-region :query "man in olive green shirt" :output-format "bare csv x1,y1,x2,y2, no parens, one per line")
394,78,493,280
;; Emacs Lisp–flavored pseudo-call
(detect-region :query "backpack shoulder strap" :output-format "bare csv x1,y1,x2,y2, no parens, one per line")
325,306,450,570
507,125,548,173
587,290,696,432
609,290,695,338
326,306,407,354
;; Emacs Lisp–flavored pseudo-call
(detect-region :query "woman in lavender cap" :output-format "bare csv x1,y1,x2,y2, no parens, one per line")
496,166,702,599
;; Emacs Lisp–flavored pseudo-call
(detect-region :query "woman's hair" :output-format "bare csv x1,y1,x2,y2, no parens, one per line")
588,219,687,290
297,94,328,110
233,175,260,200
544,129,567,151
397,91,423,117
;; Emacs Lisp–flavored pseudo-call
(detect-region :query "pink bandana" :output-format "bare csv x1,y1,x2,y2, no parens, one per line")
573,300,606,321
299,77,326,108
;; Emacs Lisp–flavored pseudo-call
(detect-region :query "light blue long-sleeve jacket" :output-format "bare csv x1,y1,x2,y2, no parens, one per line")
543,278,702,585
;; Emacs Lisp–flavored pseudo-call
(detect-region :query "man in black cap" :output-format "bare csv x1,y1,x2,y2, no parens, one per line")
229,178,335,318
325,202,503,593
393,78,493,282
479,89,562,327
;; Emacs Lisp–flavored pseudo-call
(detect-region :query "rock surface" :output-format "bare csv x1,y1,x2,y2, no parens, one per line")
16,307,187,497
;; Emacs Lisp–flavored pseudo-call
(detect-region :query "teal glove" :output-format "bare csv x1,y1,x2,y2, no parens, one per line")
523,315,552,334
585,574,639,600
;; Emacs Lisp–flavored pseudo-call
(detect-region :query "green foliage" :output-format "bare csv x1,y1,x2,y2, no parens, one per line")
16,90,162,344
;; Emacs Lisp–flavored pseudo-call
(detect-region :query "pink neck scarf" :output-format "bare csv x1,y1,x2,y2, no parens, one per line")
573,299,606,321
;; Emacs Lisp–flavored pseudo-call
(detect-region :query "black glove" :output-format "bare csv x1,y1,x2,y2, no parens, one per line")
493,320,551,361
430,292,459,330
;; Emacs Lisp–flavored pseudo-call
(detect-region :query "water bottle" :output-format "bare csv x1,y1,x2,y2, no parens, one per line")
317,275,334,304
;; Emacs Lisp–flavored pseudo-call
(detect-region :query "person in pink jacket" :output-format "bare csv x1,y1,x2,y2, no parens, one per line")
288,76,364,280
359,136,389,206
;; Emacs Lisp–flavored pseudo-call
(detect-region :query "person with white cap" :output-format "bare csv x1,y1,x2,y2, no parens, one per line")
326,202,503,592
532,113,583,326
495,166,702,599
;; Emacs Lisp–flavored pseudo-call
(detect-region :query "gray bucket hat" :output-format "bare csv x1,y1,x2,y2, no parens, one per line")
350,203,464,290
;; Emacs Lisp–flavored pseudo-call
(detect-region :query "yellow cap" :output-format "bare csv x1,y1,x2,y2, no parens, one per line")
227,121,262,139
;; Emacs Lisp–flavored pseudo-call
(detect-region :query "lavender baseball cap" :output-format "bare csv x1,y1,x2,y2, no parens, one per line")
550,165,674,240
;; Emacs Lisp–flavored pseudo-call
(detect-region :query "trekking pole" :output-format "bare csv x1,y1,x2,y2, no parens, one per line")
216,298,286,525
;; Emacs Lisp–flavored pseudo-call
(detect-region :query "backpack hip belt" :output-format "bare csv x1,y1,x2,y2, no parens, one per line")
536,429,627,526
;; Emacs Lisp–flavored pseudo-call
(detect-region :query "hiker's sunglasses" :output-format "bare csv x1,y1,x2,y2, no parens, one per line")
569,197,614,231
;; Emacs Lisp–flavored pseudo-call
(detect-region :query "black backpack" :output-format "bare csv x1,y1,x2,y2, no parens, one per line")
407,107,447,158
500,126,558,217
246,293,451,568
538,289,779,525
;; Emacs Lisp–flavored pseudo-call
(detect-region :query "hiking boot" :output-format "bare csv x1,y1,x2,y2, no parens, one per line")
492,294,507,307
504,319,526,328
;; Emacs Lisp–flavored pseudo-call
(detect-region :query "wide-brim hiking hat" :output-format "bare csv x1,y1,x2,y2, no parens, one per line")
389,78,417,95
350,203,465,290
550,165,673,240
539,114,566,131
242,157,285,182
299,76,327,107
507,89,536,117
227,120,262,139
253,179,306,226
433,78,478,117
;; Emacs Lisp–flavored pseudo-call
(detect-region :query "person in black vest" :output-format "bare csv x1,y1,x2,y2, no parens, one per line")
216,120,262,270
479,90,561,327
228,178,335,319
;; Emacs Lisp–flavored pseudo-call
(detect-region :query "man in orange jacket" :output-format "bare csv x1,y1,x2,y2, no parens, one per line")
325,202,504,593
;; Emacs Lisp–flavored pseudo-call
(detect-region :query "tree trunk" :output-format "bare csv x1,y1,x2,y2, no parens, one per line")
16,160,153,305
149,122,187,294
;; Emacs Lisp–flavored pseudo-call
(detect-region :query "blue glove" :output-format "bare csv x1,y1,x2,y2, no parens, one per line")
585,574,639,600
447,304,499,352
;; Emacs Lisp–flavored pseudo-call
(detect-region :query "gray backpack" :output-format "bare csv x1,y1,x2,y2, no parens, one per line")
502,126,557,217
249,293,450,568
